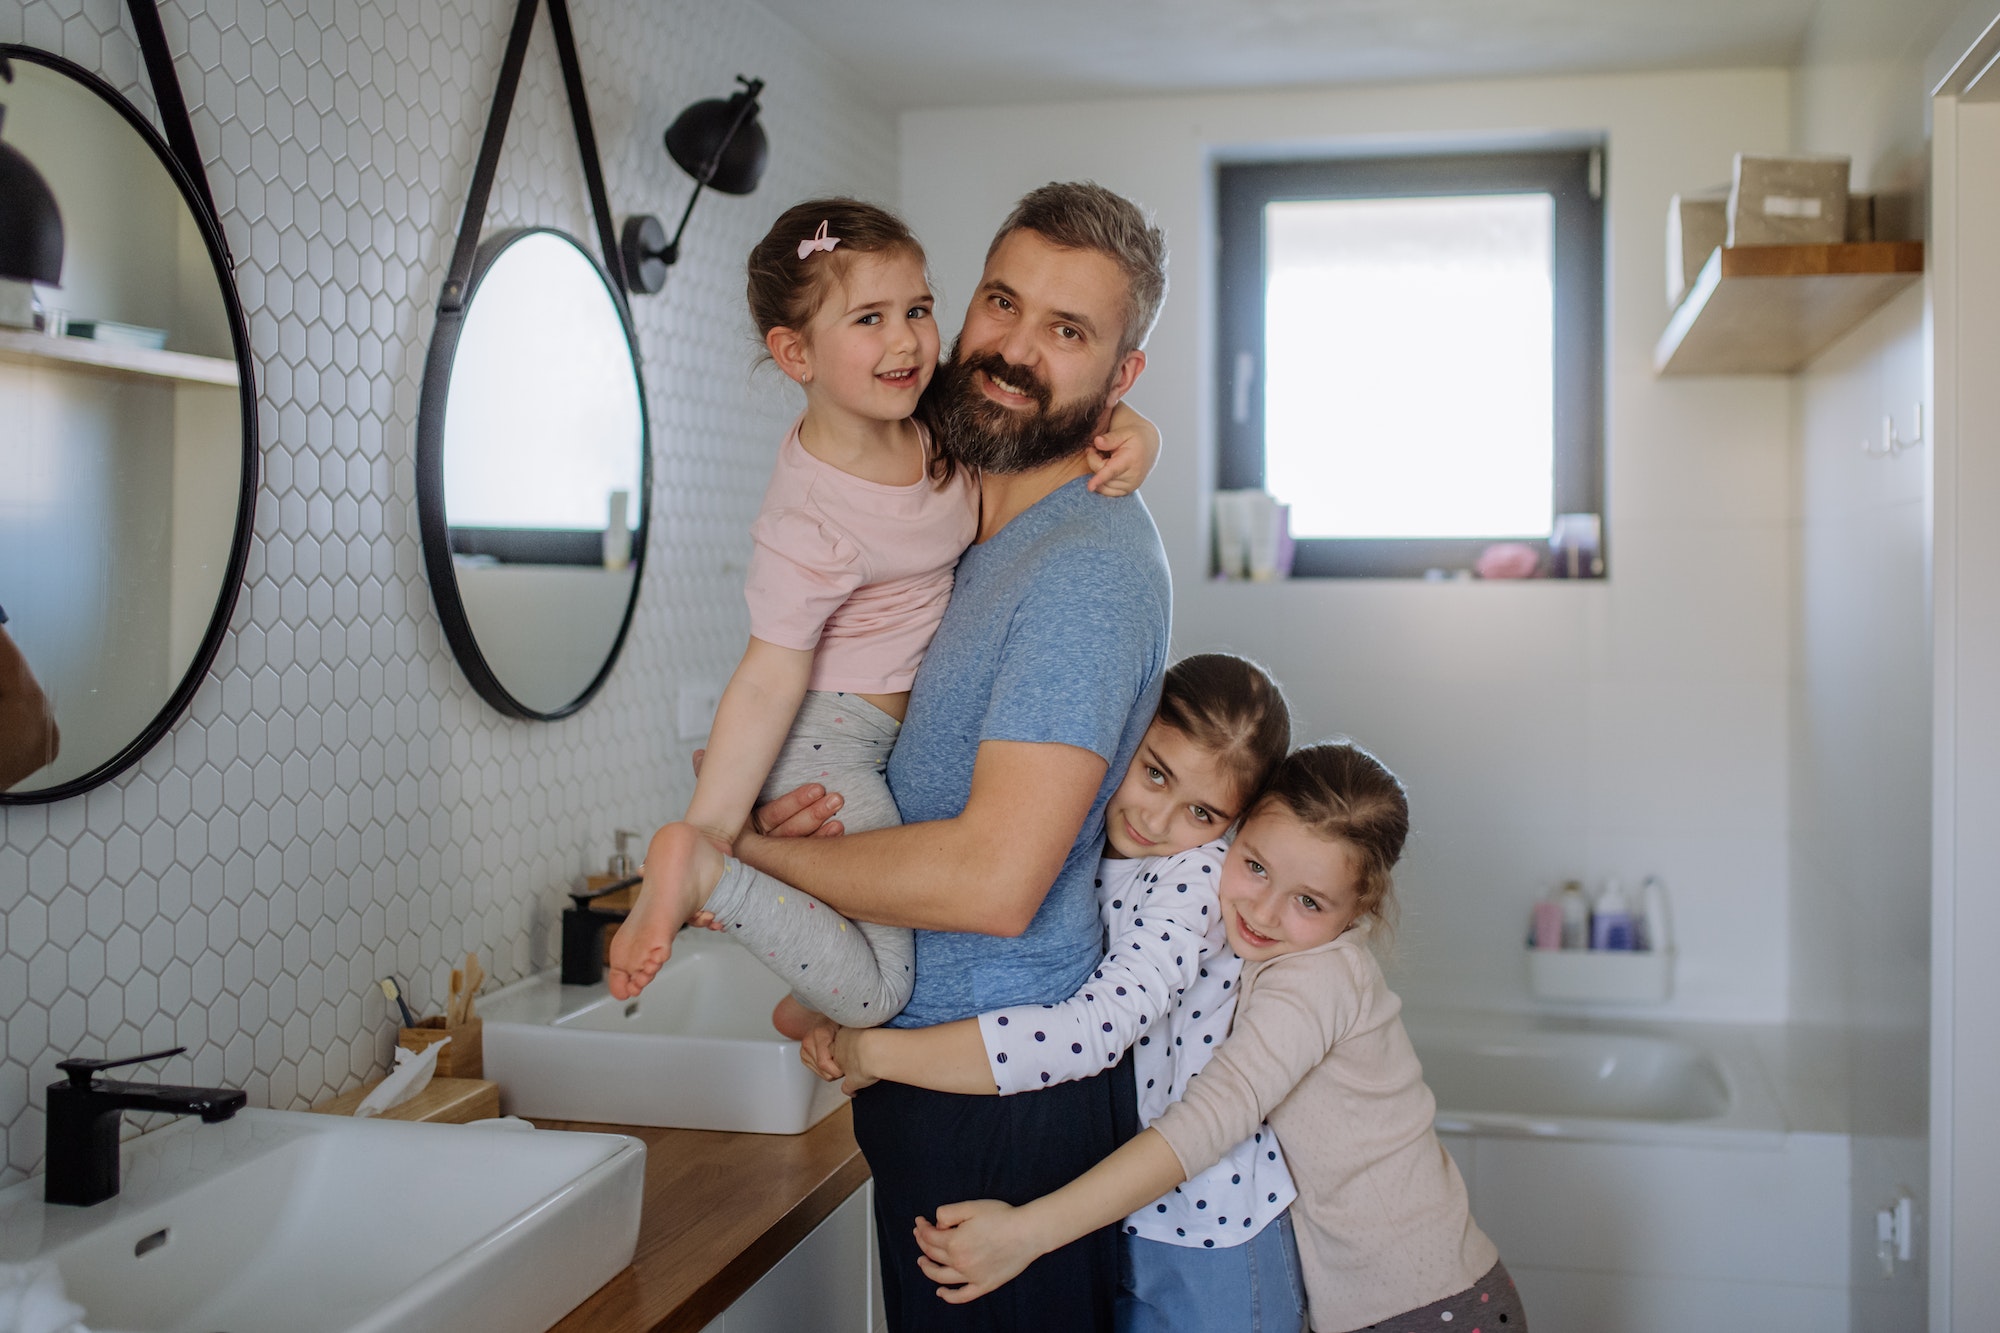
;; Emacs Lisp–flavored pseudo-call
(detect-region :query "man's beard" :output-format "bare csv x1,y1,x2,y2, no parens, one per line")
925,342,1114,475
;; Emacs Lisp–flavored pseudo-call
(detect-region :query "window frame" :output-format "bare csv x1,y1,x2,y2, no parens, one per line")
1216,147,1607,578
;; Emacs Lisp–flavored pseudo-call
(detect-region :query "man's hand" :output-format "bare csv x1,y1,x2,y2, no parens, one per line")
731,739,1106,935
913,1200,1046,1303
692,747,846,839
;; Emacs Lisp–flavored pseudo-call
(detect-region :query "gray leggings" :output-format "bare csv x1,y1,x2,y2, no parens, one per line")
704,691,915,1027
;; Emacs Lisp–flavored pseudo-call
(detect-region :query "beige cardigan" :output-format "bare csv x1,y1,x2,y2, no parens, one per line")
1152,924,1497,1332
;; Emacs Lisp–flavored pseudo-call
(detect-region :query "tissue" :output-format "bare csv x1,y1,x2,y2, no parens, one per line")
356,1036,449,1117
0,1261,90,1333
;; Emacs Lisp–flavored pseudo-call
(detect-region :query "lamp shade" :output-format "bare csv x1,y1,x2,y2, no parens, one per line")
663,85,767,196
0,106,63,286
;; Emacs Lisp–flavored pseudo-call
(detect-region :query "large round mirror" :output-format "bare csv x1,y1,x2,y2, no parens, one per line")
0,47,257,804
417,228,649,720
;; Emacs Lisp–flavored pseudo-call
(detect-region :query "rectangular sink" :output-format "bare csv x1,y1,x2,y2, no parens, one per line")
0,1109,643,1333
482,931,847,1134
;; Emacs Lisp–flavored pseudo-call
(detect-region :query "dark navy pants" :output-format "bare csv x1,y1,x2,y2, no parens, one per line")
854,1055,1139,1332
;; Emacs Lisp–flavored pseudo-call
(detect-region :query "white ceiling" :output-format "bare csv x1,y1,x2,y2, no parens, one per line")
755,0,1824,112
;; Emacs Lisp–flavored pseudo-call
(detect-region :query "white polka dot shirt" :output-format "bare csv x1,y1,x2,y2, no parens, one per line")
975,840,1297,1248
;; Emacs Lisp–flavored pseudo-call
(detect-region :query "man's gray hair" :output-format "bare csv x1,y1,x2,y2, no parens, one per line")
988,182,1168,356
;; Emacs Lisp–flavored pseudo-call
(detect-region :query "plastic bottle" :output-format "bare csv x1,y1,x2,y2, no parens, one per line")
1558,880,1590,950
1591,877,1636,951
1531,895,1564,951
1638,875,1671,954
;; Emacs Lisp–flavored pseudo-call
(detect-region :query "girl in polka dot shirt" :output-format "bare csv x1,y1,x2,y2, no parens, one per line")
908,744,1529,1333
804,652,1303,1332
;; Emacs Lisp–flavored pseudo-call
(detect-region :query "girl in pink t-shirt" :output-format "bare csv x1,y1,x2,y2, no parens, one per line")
607,199,1158,1030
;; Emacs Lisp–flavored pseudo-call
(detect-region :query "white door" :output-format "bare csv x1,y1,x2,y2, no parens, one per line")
1929,20,2000,1330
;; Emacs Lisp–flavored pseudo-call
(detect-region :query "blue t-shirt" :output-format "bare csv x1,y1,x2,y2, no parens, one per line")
886,478,1172,1028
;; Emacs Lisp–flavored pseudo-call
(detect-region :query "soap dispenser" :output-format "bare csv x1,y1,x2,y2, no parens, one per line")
585,830,641,896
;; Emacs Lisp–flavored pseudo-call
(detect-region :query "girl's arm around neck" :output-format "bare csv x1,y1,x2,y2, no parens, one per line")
912,1129,1187,1304
1085,401,1162,497
683,637,816,842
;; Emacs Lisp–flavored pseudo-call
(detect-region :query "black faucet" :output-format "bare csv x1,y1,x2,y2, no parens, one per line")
45,1047,247,1206
561,874,642,985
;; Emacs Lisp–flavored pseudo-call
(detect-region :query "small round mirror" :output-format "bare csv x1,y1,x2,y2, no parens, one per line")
0,47,257,803
417,227,649,719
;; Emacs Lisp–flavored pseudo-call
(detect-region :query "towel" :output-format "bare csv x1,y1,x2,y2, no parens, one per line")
0,1261,89,1333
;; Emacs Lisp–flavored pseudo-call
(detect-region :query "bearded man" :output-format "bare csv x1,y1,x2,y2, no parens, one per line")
728,181,1172,1331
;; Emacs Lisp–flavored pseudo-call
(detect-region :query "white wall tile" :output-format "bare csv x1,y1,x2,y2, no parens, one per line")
0,0,895,1186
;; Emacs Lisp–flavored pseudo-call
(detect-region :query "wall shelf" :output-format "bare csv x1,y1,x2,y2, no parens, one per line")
1654,241,1925,375
1528,948,1673,1004
0,327,240,386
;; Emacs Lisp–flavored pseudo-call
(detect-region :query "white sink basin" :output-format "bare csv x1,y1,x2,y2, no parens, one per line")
482,931,847,1134
0,1109,644,1333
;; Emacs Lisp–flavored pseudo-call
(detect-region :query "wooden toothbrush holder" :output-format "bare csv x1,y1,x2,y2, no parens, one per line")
398,1015,483,1079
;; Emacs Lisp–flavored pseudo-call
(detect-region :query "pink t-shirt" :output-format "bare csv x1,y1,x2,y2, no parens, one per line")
742,419,980,694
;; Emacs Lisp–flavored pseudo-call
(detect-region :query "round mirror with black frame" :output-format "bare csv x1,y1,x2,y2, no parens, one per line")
0,45,258,805
416,226,650,721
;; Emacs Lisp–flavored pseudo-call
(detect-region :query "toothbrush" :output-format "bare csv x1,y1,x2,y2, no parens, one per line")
379,977,418,1028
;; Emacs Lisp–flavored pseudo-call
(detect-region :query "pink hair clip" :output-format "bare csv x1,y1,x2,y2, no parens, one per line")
797,220,841,260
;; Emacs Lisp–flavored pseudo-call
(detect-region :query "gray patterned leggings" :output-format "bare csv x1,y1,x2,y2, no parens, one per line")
703,691,914,1028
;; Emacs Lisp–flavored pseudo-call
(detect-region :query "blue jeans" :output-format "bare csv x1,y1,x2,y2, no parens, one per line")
1116,1211,1307,1333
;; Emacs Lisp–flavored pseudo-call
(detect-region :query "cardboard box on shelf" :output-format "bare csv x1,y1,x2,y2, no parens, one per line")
1846,191,1876,242
1727,153,1850,246
1667,192,1729,307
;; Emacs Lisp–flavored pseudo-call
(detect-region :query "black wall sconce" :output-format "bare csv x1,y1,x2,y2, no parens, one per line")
0,55,65,286
619,75,768,295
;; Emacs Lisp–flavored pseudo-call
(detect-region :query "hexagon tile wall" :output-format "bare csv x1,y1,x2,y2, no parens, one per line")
0,0,896,1186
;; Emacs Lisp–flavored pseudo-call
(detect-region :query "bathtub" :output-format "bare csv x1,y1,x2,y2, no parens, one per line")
1402,1009,1852,1333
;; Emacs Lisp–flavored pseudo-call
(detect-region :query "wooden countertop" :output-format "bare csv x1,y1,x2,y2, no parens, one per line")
535,1104,869,1333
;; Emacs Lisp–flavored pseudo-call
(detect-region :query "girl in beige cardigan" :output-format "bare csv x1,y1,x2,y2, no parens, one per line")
910,743,1529,1333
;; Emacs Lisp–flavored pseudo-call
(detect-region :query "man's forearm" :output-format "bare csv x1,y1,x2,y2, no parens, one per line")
736,818,1023,934
738,737,1105,936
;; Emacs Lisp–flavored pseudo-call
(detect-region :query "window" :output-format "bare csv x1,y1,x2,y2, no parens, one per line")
1217,148,1605,577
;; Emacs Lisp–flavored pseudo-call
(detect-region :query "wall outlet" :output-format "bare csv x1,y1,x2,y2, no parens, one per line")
676,682,722,740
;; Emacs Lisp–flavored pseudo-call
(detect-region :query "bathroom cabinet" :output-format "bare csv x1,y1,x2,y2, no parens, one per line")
541,1101,873,1332
698,1183,881,1333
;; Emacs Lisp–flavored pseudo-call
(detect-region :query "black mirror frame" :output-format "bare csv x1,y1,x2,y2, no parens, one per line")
414,0,655,722
415,225,651,722
0,44,259,806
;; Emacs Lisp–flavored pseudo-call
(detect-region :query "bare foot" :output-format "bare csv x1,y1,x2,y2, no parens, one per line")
606,823,726,999
771,993,822,1041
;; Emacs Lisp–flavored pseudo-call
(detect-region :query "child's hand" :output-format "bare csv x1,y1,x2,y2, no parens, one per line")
913,1200,1044,1303
831,1026,880,1095
798,1014,845,1080
1086,401,1162,497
